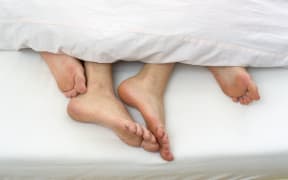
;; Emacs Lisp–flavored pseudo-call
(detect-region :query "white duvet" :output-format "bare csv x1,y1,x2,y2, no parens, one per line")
1,0,288,67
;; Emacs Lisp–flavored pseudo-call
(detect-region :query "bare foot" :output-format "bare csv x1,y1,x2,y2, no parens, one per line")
67,88,159,150
118,77,174,161
208,67,260,105
40,52,87,98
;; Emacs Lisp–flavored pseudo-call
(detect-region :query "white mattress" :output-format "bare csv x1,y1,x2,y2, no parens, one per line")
1,50,288,179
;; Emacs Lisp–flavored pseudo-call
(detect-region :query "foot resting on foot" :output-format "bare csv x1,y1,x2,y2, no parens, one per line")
67,88,159,150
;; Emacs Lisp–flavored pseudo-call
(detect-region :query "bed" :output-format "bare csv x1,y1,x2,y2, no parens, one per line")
0,49,288,179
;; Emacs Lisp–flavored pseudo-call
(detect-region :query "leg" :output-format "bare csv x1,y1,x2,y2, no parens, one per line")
40,52,87,98
118,63,175,161
67,62,159,149
208,66,260,105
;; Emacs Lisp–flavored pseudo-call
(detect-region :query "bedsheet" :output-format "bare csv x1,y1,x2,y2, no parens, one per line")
0,50,288,179
1,0,288,67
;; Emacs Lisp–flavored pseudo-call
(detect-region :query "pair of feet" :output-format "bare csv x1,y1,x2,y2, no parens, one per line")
40,52,260,161
41,52,173,161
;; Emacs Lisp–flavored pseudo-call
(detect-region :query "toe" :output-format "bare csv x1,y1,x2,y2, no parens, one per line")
135,124,143,137
244,95,252,104
141,128,160,152
143,128,152,141
141,141,160,152
160,147,174,161
243,97,250,105
232,97,239,103
243,93,254,104
64,89,77,98
241,96,248,104
161,133,169,144
247,82,260,100
150,134,157,144
156,127,165,140
75,72,87,94
126,123,137,134
120,123,142,147
239,96,245,105
158,132,174,161
143,128,157,144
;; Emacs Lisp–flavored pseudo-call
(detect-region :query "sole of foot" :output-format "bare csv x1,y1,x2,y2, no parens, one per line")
40,52,87,98
209,67,260,105
118,77,174,161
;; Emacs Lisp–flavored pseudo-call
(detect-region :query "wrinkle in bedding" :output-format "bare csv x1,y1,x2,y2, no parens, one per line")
0,0,288,66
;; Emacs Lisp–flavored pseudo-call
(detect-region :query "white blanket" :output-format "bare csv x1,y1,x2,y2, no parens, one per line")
1,0,288,66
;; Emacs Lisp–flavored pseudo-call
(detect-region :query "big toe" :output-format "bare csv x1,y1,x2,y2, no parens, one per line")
160,150,174,161
160,142,174,161
141,128,160,152
156,127,174,161
247,82,260,101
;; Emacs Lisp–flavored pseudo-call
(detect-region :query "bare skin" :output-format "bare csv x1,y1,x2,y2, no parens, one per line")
208,67,260,105
40,52,87,98
67,62,159,151
118,63,175,161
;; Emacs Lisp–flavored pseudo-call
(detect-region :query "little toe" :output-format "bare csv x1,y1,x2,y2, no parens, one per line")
135,124,143,137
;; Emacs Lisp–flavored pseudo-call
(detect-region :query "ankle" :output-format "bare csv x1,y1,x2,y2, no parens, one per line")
87,83,114,95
